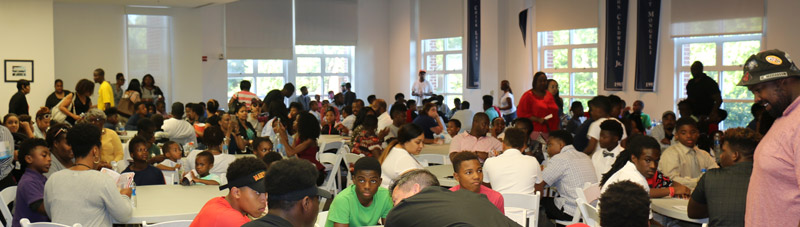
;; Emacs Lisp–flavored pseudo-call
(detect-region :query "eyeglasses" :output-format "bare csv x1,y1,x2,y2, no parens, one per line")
54,128,68,138
38,114,51,120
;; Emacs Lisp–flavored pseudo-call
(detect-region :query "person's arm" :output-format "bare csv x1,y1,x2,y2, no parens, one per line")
583,138,598,156
333,223,350,227
499,97,513,111
279,133,315,157
649,181,690,198
687,173,709,218
102,177,133,223
191,172,220,185
19,122,34,138
59,93,81,121
29,200,47,216
430,116,444,134
156,164,176,171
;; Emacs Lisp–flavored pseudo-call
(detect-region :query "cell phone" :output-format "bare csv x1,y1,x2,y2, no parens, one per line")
444,176,454,179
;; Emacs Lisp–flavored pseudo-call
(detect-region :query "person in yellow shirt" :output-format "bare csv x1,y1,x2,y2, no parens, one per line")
93,68,115,110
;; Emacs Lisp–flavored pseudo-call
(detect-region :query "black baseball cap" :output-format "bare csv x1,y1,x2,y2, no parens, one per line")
738,49,800,86
219,170,267,193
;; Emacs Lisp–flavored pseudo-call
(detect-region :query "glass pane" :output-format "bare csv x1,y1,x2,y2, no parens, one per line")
569,98,591,116
572,28,598,44
325,57,349,73
297,57,321,74
723,40,760,66
426,55,444,71
550,73,570,96
323,76,351,96
445,54,462,71
127,27,147,50
127,15,144,25
445,37,462,51
255,77,284,97
573,72,598,96
227,60,253,74
679,71,691,98
707,71,720,83
722,71,754,100
323,46,351,55
446,74,463,93
257,60,283,74
296,76,322,95
228,77,254,99
426,74,446,94
296,46,322,54
572,48,598,68
722,102,754,130
541,30,570,46
445,95,463,110
425,39,444,52
544,49,568,69
682,43,717,66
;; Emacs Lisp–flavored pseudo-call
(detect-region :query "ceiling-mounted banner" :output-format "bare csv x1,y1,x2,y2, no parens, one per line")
604,0,629,91
467,0,480,89
519,9,528,46
634,0,661,91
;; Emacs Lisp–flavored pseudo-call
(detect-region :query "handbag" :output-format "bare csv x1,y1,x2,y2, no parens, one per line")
117,92,136,117
51,94,75,124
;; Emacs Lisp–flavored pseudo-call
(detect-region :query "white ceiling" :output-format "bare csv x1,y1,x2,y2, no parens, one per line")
53,0,238,8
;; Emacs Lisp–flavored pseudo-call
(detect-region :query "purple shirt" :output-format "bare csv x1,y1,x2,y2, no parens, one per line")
746,96,800,226
12,168,49,227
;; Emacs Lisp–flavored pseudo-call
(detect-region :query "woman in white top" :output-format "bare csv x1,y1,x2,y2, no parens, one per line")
499,80,516,125
378,123,425,188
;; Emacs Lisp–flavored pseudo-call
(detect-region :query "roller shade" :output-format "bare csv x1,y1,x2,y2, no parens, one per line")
295,0,358,45
225,0,294,60
535,0,599,31
419,0,464,40
671,0,764,37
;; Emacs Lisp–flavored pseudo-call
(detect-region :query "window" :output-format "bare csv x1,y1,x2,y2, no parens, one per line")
538,28,598,114
422,37,463,108
127,14,171,100
227,60,286,99
675,34,761,129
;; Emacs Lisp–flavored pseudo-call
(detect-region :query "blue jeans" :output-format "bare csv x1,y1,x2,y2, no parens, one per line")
502,112,517,126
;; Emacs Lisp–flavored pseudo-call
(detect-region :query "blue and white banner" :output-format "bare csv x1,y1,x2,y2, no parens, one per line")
467,0,480,89
634,0,661,91
604,0,628,91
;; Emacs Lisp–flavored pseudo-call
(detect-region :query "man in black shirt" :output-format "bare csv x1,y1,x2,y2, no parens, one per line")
264,83,295,108
686,61,722,119
8,79,30,116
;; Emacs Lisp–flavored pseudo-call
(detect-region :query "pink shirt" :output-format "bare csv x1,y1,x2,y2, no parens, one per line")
449,132,503,159
746,96,800,226
234,91,259,107
450,185,505,214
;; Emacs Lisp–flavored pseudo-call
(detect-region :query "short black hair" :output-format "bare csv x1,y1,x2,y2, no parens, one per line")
588,96,612,115
406,99,416,107
134,101,147,112
150,114,164,129
448,119,461,128
196,151,215,164
367,95,376,104
362,114,379,129
172,102,185,117
461,101,471,109
128,136,148,159
570,101,583,112
482,95,493,107
190,103,205,117
354,156,381,175
227,156,267,187
207,100,219,113
162,141,179,156
19,138,48,170
389,103,407,118
395,93,405,101
512,117,534,135
723,127,761,159
16,79,30,91
600,120,623,139
676,117,697,130
116,73,124,80
203,126,225,147
548,130,573,146
265,159,319,210
608,95,623,107
503,127,527,149
289,102,304,112
104,107,118,118
54,79,63,86
253,137,272,149
67,123,101,158
137,118,156,135
240,80,252,91
261,152,283,168
599,180,650,227
283,83,295,93
451,151,479,173
342,106,353,115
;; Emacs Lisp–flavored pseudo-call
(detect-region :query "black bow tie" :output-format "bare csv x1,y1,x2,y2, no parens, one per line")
603,150,615,158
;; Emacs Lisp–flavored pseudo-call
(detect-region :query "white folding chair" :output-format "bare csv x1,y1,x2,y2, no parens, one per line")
318,141,343,157
576,182,601,206
319,152,344,198
506,208,528,227
20,218,82,227
415,154,450,167
0,185,16,225
502,191,540,227
576,198,599,227
142,220,192,227
314,211,329,227
343,153,365,186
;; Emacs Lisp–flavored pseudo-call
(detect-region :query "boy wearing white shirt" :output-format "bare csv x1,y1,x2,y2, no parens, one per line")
482,128,541,194
600,135,664,221
583,96,628,156
537,130,597,222
592,120,625,181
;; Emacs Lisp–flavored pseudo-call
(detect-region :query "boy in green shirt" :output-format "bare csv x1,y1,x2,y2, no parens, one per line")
326,157,393,227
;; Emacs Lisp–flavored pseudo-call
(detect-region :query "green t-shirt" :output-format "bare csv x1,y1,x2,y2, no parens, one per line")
326,185,392,227
641,113,652,129
195,173,221,185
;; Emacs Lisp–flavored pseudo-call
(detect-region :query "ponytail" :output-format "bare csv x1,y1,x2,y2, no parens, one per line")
379,140,400,164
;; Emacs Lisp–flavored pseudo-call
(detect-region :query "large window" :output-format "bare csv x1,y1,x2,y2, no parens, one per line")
538,28,598,113
227,60,286,99
127,14,171,100
675,34,761,129
422,37,463,108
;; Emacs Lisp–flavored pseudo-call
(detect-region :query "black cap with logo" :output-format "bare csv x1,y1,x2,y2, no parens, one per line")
738,49,800,86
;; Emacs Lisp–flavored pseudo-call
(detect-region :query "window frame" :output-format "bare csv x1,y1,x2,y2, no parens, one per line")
537,28,599,112
226,60,288,100
294,45,355,98
421,37,464,109
126,14,172,102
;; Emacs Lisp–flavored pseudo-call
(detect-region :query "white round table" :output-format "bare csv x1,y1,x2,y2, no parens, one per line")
420,144,450,155
651,198,708,224
423,164,457,187
119,185,228,224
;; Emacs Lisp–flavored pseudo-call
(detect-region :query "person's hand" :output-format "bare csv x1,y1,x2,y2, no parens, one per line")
378,127,390,139
120,188,133,198
661,138,671,145
190,171,198,183
709,109,721,123
531,117,545,124
673,183,691,198
73,115,83,121
174,164,182,171
96,161,112,170
19,121,31,131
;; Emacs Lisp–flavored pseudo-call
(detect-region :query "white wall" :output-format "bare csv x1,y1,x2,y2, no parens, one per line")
355,0,390,101
0,0,55,116
199,5,227,104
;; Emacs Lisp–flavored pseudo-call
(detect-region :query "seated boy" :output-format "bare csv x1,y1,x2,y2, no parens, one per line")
599,181,651,227
482,128,541,194
12,138,51,226
156,141,182,171
538,130,597,222
252,137,273,160
592,120,625,181
185,151,221,185
192,157,267,226
449,151,504,213
326,157,393,227
658,118,719,188
688,128,760,226
122,136,165,186
381,104,407,144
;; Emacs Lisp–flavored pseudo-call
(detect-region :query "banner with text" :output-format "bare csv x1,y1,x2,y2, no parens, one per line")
604,0,629,91
634,0,661,91
467,0,481,89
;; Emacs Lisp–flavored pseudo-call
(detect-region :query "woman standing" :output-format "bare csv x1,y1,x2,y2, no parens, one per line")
378,123,425,188
45,79,71,110
548,79,566,130
499,80,516,125
59,79,94,125
517,72,559,134
140,74,164,104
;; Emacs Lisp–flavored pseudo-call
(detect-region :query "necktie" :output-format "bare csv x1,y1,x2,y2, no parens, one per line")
688,149,701,178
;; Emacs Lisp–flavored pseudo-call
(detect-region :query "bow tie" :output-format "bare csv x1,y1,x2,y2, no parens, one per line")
603,150,615,158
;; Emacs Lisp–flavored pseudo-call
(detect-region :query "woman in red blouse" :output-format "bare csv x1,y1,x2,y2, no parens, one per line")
517,72,560,133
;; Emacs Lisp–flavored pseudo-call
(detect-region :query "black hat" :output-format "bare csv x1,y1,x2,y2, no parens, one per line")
219,170,267,193
738,49,800,86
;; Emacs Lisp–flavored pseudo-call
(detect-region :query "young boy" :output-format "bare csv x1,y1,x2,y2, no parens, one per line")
538,130,597,222
156,141,182,171
187,151,221,185
658,118,719,188
326,157,393,227
252,137,273,160
382,104,408,144
309,100,320,121
192,157,267,226
490,117,505,139
122,136,165,186
482,128,540,194
12,138,51,226
592,120,625,181
449,151,504,213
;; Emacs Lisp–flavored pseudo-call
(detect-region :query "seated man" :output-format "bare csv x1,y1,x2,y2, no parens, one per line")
243,159,332,227
537,130,597,222
648,111,677,150
599,181,651,227
483,128,541,194
450,152,504,213
658,118,719,188
159,102,197,146
326,157,393,227
592,120,625,181
386,169,519,227
448,113,503,162
688,128,760,226
450,101,474,133
191,157,267,226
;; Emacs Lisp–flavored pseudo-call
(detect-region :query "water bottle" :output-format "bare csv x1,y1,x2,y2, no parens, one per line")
436,135,445,145
222,137,230,154
713,133,722,163
130,182,137,208
117,122,125,134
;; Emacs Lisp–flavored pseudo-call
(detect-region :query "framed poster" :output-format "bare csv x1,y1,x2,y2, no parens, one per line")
5,60,34,83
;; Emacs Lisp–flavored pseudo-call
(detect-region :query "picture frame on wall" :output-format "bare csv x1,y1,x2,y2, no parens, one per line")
4,60,34,83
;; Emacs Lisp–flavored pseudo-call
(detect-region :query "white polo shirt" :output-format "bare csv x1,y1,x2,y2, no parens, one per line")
482,148,542,194
601,161,652,218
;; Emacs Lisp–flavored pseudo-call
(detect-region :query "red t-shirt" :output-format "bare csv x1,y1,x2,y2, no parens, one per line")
190,196,251,227
516,90,559,133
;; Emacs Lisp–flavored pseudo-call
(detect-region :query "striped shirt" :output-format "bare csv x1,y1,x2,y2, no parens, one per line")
541,145,597,216
233,91,259,107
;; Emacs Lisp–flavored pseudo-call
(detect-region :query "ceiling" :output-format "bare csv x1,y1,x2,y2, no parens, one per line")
53,0,239,8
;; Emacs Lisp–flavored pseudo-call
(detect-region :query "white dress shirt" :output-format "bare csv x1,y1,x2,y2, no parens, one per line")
483,148,542,194
592,144,624,181
377,112,393,131
160,118,197,146
601,161,653,219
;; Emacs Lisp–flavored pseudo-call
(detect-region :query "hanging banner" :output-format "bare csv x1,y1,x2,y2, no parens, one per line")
519,9,528,45
634,0,661,91
604,0,629,91
467,0,481,89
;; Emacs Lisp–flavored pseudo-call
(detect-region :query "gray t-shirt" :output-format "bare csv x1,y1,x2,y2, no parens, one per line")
43,158,67,178
44,169,133,226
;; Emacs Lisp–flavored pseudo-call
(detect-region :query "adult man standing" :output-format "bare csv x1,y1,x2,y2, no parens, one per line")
411,70,434,103
343,83,356,107
264,83,296,107
686,61,723,121
8,80,30,115
229,80,259,108
295,86,311,111
448,113,503,162
737,49,800,226
94,68,115,111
